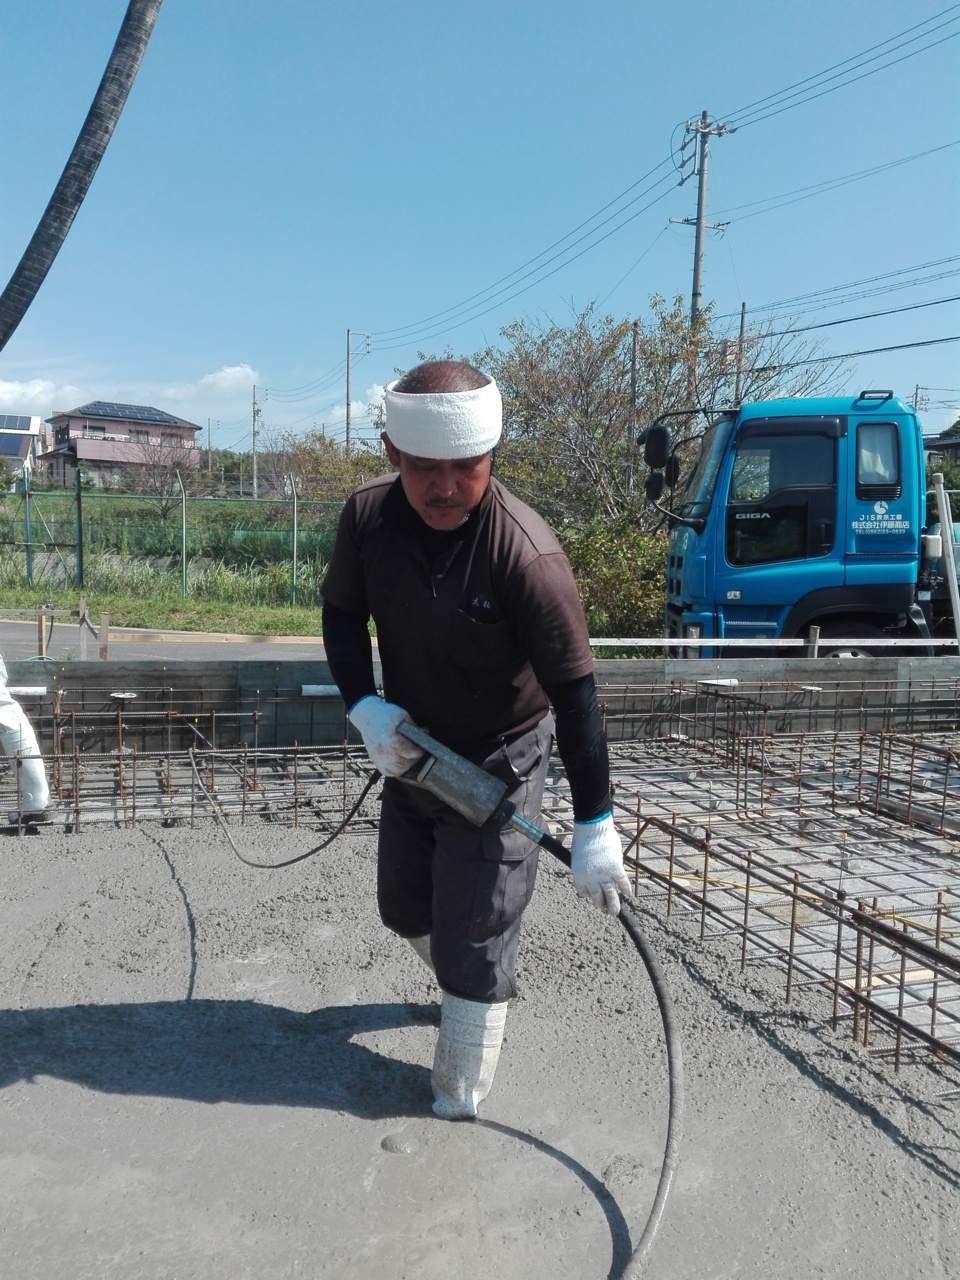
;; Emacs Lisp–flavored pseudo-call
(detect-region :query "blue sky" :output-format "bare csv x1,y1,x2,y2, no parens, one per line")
1,0,958,452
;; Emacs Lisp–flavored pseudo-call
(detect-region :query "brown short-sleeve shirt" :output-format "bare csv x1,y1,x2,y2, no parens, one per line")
321,475,593,750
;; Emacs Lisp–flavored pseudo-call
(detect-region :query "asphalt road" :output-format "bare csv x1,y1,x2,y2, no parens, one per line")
0,617,328,664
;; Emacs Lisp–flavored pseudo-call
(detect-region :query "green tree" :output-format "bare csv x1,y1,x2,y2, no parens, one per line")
270,431,391,502
561,523,667,638
471,296,845,534
117,438,213,519
927,453,960,522
478,306,638,530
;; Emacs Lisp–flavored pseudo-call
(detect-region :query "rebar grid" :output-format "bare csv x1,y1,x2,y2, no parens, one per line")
4,670,959,1078
595,671,960,743
601,733,960,1075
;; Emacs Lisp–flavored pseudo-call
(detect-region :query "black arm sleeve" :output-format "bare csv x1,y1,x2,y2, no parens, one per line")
542,672,611,822
321,598,377,712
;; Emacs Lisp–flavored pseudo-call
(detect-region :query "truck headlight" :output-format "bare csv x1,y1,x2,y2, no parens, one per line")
683,624,702,639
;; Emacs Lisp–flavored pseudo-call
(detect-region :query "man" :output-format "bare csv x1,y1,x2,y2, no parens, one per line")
321,360,629,1120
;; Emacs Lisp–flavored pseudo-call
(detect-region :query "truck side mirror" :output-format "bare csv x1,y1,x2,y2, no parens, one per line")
665,453,681,488
644,471,665,501
644,423,672,470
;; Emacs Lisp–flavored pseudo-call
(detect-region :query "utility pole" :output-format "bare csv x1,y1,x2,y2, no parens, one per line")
345,329,351,453
345,327,371,452
671,110,734,408
672,110,735,324
207,418,211,476
626,318,639,493
690,111,712,324
251,385,260,499
735,302,747,404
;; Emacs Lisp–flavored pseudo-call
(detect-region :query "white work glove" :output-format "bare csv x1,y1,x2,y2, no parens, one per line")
570,813,631,916
348,695,425,778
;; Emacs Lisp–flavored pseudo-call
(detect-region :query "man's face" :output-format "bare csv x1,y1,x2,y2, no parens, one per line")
382,434,492,531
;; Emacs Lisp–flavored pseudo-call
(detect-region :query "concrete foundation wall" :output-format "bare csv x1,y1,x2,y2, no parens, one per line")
5,655,960,751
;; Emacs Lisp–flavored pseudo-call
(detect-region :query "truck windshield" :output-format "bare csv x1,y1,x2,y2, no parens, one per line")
675,414,735,519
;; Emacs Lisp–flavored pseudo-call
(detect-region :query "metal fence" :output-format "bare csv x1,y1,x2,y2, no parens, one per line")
0,488,343,599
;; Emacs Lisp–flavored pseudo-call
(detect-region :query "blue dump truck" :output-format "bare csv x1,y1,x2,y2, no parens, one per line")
642,390,958,657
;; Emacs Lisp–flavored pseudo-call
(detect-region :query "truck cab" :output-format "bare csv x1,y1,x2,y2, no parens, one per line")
646,391,935,657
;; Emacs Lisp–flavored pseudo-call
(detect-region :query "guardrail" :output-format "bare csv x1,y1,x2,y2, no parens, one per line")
591,631,960,654
2,604,959,661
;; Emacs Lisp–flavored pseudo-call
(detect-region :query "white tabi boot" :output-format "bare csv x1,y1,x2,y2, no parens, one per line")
431,992,508,1120
407,934,435,973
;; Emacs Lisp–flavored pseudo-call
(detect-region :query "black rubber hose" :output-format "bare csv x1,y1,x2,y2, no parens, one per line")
189,749,382,868
533,826,684,1279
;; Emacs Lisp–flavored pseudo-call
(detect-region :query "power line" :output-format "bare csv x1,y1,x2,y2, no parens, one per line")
596,225,670,310
713,140,960,223
720,4,959,122
243,13,960,426
368,156,676,342
369,10,960,351
266,357,349,400
734,30,960,130
720,5,960,129
765,293,960,337
770,272,960,322
719,256,960,319
774,334,960,369
369,181,679,352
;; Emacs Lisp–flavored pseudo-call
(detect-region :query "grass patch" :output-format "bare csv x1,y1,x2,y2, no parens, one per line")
0,548,325,635
0,588,320,636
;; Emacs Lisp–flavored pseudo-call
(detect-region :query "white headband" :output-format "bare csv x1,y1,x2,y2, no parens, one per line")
383,375,502,459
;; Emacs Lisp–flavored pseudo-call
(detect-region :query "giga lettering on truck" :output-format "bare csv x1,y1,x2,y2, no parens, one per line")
641,390,959,659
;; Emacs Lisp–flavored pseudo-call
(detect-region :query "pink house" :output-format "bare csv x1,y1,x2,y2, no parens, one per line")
40,401,202,488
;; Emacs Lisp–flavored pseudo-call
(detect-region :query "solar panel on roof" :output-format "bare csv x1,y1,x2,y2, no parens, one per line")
0,415,33,432
77,401,189,426
0,435,28,456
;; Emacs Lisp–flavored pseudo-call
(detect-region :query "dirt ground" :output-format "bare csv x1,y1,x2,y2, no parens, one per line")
0,816,956,1280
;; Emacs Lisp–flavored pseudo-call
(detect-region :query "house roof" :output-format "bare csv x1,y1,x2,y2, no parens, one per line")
49,402,201,431
0,434,33,461
0,415,41,434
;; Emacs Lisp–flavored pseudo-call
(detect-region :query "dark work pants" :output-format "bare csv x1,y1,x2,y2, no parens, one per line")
376,716,553,1003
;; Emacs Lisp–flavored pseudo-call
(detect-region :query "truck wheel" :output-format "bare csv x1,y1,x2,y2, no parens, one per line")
813,622,886,658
